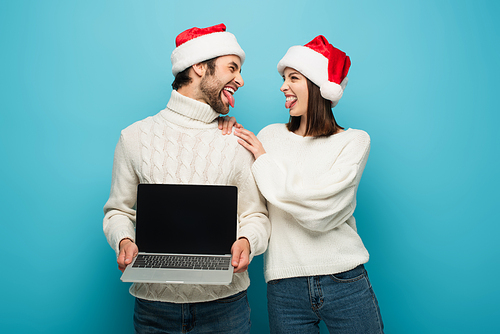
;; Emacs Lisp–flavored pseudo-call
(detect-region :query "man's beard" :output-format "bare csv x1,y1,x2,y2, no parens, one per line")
199,73,229,115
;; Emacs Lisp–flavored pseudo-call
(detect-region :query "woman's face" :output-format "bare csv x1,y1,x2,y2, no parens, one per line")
280,67,308,118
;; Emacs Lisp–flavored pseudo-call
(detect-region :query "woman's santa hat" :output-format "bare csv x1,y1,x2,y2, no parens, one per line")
277,35,351,107
171,23,245,76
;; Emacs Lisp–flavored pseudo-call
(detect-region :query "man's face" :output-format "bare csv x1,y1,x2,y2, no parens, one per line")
199,55,244,115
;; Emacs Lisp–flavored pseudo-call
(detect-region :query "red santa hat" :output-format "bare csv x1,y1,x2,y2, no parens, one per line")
171,23,246,76
277,35,351,107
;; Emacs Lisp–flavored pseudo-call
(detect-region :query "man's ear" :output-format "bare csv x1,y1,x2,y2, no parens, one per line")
192,62,206,78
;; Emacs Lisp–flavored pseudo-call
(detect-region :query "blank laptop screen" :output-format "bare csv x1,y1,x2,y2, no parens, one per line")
135,184,237,255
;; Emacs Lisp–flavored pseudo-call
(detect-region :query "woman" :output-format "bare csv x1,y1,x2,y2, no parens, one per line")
220,35,384,333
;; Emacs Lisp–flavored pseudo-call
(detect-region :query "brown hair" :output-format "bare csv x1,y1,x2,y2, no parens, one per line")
286,78,344,137
171,57,217,90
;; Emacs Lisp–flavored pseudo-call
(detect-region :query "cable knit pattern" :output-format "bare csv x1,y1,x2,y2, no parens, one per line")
251,124,371,283
139,114,239,186
103,90,270,303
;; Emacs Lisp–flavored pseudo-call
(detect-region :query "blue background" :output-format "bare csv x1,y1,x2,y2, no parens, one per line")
1,1,499,333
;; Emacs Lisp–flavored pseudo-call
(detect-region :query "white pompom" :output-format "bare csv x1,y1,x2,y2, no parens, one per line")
320,81,343,102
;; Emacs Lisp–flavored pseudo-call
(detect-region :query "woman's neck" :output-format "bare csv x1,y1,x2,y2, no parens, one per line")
293,116,309,136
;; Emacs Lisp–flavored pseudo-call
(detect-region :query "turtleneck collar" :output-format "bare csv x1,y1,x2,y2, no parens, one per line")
160,90,220,128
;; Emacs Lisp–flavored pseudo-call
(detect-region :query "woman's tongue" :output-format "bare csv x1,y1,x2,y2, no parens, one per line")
285,98,297,109
222,89,235,108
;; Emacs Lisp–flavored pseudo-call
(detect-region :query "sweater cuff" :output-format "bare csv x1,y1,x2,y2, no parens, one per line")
237,230,258,263
111,229,136,257
251,153,271,177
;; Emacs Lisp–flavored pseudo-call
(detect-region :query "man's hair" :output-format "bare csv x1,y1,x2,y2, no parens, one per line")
286,78,344,137
171,57,217,90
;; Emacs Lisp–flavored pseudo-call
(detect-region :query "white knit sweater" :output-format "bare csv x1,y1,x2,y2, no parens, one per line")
251,124,371,283
103,90,270,303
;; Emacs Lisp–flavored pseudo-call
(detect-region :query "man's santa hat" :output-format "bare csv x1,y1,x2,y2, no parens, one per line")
171,23,245,76
277,35,351,107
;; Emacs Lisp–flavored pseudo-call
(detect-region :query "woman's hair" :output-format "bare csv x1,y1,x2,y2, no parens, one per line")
286,78,344,137
172,58,217,90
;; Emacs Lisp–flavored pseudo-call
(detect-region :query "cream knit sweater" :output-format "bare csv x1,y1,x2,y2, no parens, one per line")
251,124,371,283
103,90,270,303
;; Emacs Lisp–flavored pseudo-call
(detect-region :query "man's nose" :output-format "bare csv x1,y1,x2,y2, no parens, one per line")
235,73,244,88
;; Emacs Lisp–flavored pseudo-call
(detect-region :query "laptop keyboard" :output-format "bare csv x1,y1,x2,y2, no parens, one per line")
132,254,231,270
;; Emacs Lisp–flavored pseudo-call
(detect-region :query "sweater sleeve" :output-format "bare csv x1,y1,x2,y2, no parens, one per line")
234,150,271,262
103,133,140,256
251,131,370,232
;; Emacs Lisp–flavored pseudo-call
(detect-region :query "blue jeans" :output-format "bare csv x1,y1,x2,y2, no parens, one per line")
133,290,251,334
267,265,384,334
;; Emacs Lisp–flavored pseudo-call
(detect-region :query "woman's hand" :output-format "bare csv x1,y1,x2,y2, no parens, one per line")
234,128,266,160
218,116,243,135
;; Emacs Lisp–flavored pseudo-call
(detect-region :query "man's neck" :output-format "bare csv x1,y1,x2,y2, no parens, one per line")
165,90,220,125
176,86,207,105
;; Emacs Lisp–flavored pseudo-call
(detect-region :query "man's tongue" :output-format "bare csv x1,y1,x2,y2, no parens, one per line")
222,89,235,108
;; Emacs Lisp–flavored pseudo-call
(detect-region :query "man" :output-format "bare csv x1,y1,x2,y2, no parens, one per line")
103,24,270,333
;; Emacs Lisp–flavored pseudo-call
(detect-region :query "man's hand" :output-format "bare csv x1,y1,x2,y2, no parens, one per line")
117,238,138,273
218,116,243,135
231,237,251,273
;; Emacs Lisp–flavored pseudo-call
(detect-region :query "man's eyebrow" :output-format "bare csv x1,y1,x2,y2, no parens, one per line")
230,61,241,72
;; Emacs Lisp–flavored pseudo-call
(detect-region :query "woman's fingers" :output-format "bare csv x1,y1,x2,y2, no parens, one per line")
234,128,255,141
217,116,225,129
235,128,266,159
218,116,239,134
237,138,253,151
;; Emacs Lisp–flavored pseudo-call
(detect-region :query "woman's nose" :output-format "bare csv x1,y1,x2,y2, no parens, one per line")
280,82,288,92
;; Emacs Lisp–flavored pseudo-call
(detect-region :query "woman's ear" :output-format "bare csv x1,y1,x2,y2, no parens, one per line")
192,62,207,77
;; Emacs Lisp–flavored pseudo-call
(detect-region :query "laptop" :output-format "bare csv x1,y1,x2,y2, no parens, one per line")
120,183,238,285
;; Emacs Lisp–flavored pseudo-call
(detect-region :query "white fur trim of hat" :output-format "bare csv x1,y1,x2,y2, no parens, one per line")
171,23,245,76
277,35,351,107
